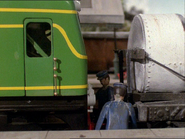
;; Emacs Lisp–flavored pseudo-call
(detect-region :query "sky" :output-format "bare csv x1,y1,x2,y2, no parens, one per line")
124,0,184,16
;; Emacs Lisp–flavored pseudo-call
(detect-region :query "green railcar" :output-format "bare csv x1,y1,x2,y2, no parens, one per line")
0,0,87,130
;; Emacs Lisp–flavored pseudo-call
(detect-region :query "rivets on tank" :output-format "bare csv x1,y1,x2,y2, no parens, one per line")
145,86,150,91
146,84,150,92
174,63,178,68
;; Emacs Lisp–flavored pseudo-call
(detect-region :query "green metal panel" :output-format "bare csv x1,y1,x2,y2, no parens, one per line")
24,19,54,96
53,13,87,96
0,0,87,97
0,27,25,96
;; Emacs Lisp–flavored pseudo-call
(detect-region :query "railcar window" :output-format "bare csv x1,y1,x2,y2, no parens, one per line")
26,22,51,57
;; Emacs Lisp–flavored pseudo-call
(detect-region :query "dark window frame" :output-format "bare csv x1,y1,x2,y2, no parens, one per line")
24,19,53,58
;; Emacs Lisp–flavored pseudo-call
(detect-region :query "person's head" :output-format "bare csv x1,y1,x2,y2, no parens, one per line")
96,70,110,87
113,82,127,101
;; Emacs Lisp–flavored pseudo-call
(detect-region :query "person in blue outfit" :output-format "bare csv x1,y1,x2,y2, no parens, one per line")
95,70,114,113
95,82,137,130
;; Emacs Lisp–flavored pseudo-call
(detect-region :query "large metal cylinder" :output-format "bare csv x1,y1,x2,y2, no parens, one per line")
127,14,185,93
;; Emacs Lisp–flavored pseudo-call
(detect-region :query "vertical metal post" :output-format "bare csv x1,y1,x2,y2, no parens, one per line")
114,28,117,50
118,50,124,83
113,28,119,79
53,58,58,96
126,50,133,103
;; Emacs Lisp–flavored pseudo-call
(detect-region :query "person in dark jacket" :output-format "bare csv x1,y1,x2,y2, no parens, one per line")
95,70,114,113
95,82,137,130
